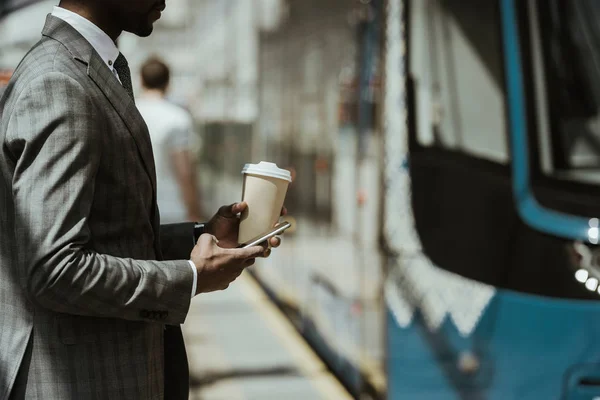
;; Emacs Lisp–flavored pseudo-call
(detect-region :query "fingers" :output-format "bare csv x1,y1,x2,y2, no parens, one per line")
218,202,284,218
268,236,281,248
218,202,282,218
218,202,247,218
233,245,267,260
232,202,248,214
248,244,271,258
197,233,219,246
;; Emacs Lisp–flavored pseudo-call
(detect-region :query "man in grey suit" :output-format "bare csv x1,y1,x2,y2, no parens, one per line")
0,0,282,399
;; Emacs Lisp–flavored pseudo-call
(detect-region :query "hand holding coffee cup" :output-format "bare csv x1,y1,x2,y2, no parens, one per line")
206,201,285,256
238,162,292,246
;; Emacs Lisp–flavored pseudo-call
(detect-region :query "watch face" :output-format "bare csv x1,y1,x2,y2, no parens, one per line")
194,223,206,242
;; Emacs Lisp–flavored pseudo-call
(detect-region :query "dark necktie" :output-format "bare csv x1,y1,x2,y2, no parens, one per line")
113,52,135,102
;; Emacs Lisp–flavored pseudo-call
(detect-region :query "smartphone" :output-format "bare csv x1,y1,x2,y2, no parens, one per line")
238,221,292,248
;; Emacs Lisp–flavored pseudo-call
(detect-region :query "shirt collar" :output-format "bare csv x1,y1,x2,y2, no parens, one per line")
51,6,120,72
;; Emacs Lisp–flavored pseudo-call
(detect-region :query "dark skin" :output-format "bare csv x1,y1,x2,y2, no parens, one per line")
57,0,287,293
193,202,287,293
207,202,286,254
58,0,166,41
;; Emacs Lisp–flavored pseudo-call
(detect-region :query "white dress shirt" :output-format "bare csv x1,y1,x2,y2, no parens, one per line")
51,6,198,298
51,7,120,81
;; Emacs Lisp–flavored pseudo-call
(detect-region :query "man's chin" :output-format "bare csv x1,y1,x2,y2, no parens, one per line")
128,25,154,38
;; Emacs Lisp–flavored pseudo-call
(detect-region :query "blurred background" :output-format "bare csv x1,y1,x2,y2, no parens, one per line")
4,0,600,399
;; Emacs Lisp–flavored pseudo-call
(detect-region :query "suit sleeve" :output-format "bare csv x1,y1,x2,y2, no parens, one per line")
6,71,194,325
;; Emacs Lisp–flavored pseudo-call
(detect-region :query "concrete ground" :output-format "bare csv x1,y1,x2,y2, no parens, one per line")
183,273,354,400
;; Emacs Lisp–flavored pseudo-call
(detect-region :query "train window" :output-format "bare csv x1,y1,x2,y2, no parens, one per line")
409,0,508,163
532,0,600,184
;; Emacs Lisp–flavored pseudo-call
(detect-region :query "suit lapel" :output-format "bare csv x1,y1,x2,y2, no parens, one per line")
87,53,157,190
41,15,157,192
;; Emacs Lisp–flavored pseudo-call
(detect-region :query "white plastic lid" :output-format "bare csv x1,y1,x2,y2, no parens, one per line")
242,161,292,182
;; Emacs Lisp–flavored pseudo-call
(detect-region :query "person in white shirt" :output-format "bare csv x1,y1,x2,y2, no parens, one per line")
137,57,204,223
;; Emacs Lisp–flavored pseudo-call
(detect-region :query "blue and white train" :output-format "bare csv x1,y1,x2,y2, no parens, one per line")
384,0,600,398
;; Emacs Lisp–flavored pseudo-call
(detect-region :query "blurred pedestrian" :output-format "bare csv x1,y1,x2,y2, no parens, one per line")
137,57,204,223
0,1,283,399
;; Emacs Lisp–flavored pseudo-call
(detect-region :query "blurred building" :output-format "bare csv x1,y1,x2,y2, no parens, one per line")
0,0,55,70
0,0,285,122
120,0,287,124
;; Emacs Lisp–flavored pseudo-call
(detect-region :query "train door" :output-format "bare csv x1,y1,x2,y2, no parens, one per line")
383,0,600,398
504,0,600,397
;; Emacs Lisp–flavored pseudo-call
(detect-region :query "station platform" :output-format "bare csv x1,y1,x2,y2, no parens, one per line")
182,273,354,400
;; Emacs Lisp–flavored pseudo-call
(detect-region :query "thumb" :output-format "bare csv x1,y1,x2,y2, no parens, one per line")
235,245,266,259
230,202,247,215
218,202,246,218
197,233,219,246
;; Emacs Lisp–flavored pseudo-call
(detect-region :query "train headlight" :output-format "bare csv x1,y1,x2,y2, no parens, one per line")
568,241,600,294
575,269,589,283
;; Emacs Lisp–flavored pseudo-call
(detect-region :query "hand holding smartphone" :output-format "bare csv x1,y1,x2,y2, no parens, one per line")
238,221,291,248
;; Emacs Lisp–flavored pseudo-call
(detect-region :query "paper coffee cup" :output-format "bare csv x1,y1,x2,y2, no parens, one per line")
238,162,291,244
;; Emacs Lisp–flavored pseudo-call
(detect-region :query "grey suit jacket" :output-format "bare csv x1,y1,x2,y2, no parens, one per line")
0,15,195,400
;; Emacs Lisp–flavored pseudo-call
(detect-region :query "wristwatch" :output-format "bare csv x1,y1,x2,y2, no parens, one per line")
193,222,207,243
